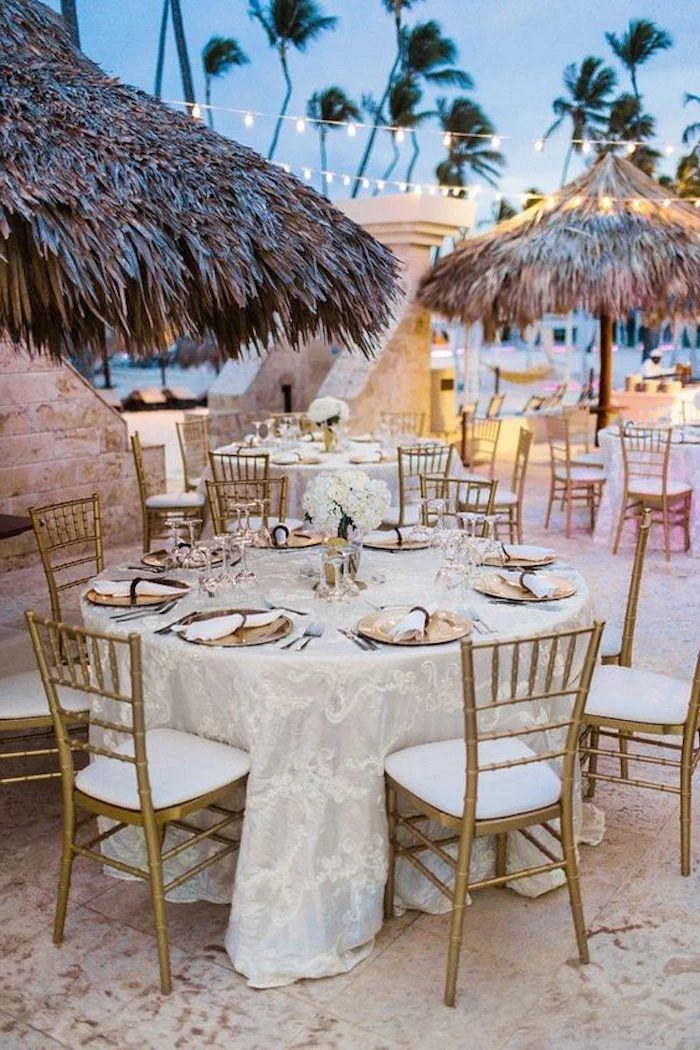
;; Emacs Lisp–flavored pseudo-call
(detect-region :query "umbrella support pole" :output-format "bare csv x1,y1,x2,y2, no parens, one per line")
596,313,613,435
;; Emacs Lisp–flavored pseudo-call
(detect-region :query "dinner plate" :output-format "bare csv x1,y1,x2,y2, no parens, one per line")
356,606,472,646
85,578,189,607
270,529,323,550
141,548,228,568
473,573,576,602
177,607,293,647
483,546,557,569
362,534,431,551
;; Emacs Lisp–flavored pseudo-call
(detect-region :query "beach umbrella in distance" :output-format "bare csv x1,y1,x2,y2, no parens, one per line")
418,153,700,429
0,0,398,361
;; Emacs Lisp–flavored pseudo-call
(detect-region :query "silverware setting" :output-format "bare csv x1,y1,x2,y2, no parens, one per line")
154,613,193,635
110,598,180,621
486,599,558,611
278,621,324,650
125,564,166,574
338,627,378,651
261,596,309,617
465,607,496,634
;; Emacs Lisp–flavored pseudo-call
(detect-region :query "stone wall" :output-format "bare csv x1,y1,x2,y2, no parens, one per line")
0,343,164,571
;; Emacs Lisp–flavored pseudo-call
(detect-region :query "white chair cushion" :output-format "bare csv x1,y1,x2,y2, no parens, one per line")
385,737,561,821
382,504,420,527
573,451,605,468
554,467,607,483
74,727,249,811
600,624,622,659
0,670,89,720
146,492,205,509
585,665,691,725
493,487,518,507
628,477,691,498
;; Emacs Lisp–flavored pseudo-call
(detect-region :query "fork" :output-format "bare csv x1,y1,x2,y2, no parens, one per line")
110,598,179,621
261,596,309,617
465,606,496,634
295,622,324,650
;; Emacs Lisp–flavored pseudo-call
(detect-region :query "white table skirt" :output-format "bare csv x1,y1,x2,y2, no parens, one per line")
593,426,699,556
81,547,594,987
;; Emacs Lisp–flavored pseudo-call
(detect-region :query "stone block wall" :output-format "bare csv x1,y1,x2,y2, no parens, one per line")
0,343,164,572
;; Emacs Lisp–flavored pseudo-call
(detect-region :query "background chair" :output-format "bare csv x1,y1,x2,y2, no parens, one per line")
26,611,250,994
380,411,425,438
612,425,691,561
493,427,533,544
0,495,104,788
175,416,209,492
460,417,501,479
208,449,270,483
420,474,496,528
206,476,289,534
384,623,603,1006
544,414,606,537
383,444,453,528
485,393,505,419
581,652,700,875
564,406,606,470
131,432,205,553
601,509,651,667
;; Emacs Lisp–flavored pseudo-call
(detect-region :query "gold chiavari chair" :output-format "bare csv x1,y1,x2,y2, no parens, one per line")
380,411,426,438
206,476,289,534
521,394,546,415
601,509,651,667
563,406,605,470
384,622,604,1006
208,449,270,483
131,432,205,553
460,417,501,478
612,425,691,561
492,427,533,544
543,383,568,410
175,416,209,492
420,475,496,530
383,444,453,528
544,415,606,538
581,651,700,875
0,495,104,788
485,393,505,419
25,611,250,995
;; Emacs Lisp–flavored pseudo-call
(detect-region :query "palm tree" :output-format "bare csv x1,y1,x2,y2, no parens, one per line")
306,87,361,194
352,0,426,197
401,21,473,183
170,0,197,116
373,77,426,187
672,153,700,200
599,93,660,175
60,0,80,48
249,0,337,161
605,19,672,99
682,93,700,156
492,197,517,222
544,57,617,184
435,97,505,192
202,37,249,129
154,0,169,99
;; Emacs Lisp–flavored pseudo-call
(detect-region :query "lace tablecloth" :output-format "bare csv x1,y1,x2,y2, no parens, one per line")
81,547,595,987
593,426,700,556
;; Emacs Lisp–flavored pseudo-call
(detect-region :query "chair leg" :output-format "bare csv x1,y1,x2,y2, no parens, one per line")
444,835,472,1008
53,807,76,944
680,751,692,877
562,816,589,964
495,833,507,881
618,730,630,781
662,501,671,563
544,483,555,529
384,784,397,921
565,486,573,539
612,494,627,554
585,728,599,798
143,819,173,995
684,495,691,552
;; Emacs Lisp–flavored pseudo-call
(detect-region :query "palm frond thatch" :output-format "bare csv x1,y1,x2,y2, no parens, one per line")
418,153,700,326
0,0,398,359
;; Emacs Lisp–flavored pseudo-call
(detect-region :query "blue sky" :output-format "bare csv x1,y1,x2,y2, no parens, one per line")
47,0,698,212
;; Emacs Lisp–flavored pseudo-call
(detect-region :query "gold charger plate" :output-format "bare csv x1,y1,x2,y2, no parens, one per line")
177,607,292,647
363,533,431,551
271,529,323,550
357,606,472,647
474,573,576,602
483,549,557,569
141,548,229,568
85,579,189,607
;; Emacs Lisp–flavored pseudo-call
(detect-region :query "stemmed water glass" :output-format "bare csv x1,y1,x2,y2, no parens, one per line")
201,534,237,597
180,519,209,569
164,516,188,568
230,501,257,587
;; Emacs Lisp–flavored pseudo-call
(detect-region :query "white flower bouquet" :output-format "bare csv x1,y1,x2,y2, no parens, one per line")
307,396,350,427
302,470,390,540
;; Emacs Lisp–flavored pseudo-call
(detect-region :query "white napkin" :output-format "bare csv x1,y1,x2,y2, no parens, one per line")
92,579,189,598
300,433,314,443
497,571,557,599
364,527,413,546
311,432,325,443
270,450,302,465
501,544,556,563
350,433,376,443
390,605,435,642
177,609,281,642
301,453,323,464
349,450,382,464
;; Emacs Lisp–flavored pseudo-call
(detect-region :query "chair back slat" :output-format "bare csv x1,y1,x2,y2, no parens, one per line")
206,477,288,534
620,425,671,486
176,417,209,490
398,444,452,512
511,427,533,496
419,475,496,528
485,394,505,419
620,509,652,665
380,411,425,438
209,450,270,483
29,494,104,621
461,418,501,476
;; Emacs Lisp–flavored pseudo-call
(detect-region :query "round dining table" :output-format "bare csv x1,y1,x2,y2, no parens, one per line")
593,424,700,556
81,544,594,988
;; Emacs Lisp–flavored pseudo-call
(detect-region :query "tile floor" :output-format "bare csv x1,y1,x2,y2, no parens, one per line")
1,448,698,1049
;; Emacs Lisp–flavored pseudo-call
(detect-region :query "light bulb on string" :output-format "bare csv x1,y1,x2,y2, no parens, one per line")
395,128,405,143
325,172,333,185
581,140,591,155
281,163,290,174
534,138,544,152
303,167,311,180
665,145,674,155
362,177,370,189
599,195,613,212
491,135,501,149
441,187,449,197
428,185,437,195
662,198,672,208
631,198,641,211
343,175,351,187
191,103,201,120
377,180,385,190
347,123,357,138
626,142,636,155
414,184,422,196
398,182,407,192
295,118,306,133
244,111,254,127
443,132,451,147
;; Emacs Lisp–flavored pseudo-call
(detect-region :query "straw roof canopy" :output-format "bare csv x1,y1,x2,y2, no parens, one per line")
419,153,700,326
0,0,398,360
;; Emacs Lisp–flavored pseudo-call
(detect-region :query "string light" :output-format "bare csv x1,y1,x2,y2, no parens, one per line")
377,179,385,190
325,172,333,184
581,140,591,155
295,117,306,133
491,135,501,149
347,122,357,138
626,142,636,155
534,138,544,151
303,167,311,180
398,181,407,192
414,184,422,195
665,145,675,155
343,174,351,187
662,198,672,208
395,128,405,143
443,132,452,147
599,195,613,211
244,111,254,127
631,198,641,210
190,103,201,120
281,163,290,173
362,177,370,189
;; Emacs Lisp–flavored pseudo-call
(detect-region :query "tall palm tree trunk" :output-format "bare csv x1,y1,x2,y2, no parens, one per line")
60,0,80,48
101,346,112,389
560,141,575,185
405,130,421,184
205,77,214,129
154,0,169,98
268,49,293,160
319,130,328,196
351,53,401,198
631,69,639,100
170,0,196,115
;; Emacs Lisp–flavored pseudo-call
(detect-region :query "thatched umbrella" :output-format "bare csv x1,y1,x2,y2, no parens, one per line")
419,153,700,428
0,0,397,360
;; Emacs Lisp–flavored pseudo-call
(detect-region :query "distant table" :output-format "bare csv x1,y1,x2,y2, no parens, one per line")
0,514,32,540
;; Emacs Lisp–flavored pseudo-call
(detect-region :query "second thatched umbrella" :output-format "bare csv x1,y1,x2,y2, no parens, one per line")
419,153,700,428
0,0,397,360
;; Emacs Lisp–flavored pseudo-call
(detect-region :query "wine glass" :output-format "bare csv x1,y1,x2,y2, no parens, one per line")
181,520,208,569
164,516,188,567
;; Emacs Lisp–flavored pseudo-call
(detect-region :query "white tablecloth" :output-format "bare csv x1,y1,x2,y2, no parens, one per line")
593,426,699,556
81,547,594,987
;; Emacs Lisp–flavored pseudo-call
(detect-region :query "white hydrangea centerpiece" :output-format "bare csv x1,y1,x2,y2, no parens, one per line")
302,470,390,540
307,396,350,427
